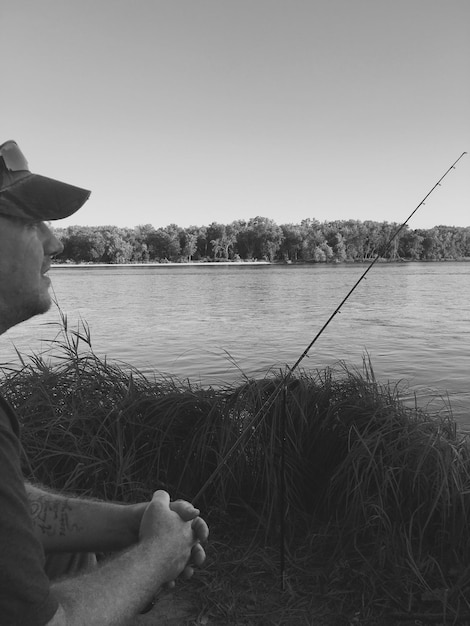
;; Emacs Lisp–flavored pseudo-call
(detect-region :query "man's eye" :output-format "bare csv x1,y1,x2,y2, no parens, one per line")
25,221,47,233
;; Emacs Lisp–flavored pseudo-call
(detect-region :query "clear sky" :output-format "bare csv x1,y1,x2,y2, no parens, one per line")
2,0,469,230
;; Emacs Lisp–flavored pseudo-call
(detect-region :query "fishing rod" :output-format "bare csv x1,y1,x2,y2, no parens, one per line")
192,151,467,509
193,151,466,505
289,151,467,373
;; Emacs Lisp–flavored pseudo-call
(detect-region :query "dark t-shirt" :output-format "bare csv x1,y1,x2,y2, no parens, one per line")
0,395,59,625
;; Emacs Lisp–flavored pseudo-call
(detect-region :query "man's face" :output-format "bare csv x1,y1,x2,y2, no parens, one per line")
0,216,63,333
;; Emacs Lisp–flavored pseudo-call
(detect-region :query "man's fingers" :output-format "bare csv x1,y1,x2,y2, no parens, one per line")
182,565,194,580
191,516,209,543
146,493,208,568
151,490,171,507
170,499,200,521
191,542,206,568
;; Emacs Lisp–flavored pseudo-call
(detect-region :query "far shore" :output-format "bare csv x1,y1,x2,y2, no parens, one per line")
51,257,470,268
51,261,272,268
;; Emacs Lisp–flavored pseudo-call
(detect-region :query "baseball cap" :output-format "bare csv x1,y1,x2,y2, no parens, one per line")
0,140,91,221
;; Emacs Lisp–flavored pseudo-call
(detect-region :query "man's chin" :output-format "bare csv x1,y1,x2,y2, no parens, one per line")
17,295,53,326
36,295,53,317
0,288,54,334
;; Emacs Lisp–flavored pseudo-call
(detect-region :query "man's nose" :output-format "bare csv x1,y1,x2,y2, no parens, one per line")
42,224,64,257
51,235,64,257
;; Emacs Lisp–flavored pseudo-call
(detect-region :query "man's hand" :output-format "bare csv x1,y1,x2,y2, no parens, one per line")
46,492,207,625
169,500,209,580
139,491,207,584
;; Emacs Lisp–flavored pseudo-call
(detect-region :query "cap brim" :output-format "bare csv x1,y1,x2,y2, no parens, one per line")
0,173,91,221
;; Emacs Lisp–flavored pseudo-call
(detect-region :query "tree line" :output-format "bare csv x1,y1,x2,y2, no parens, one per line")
53,217,470,264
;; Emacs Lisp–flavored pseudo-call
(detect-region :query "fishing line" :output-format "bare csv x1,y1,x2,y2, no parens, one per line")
279,382,288,591
192,152,467,585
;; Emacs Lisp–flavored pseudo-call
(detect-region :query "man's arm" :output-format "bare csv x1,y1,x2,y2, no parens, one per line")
46,491,205,626
25,482,145,553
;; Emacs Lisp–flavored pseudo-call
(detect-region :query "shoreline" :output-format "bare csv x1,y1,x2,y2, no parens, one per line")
51,261,272,268
51,257,470,268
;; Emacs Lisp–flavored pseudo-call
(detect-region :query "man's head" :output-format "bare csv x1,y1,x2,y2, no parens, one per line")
0,140,91,333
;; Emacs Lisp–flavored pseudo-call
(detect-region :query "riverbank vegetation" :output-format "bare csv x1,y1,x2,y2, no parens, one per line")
53,217,470,265
2,322,470,624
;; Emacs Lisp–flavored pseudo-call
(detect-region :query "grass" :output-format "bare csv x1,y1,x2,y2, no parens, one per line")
2,316,470,624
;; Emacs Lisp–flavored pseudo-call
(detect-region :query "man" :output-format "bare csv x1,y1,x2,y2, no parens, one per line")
0,140,209,625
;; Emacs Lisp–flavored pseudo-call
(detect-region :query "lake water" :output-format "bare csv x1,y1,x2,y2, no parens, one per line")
1,262,469,429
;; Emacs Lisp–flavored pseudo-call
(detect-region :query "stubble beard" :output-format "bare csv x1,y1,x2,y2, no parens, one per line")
0,284,53,335
22,284,53,323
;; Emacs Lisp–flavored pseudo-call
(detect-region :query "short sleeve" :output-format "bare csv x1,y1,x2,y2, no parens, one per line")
0,401,59,625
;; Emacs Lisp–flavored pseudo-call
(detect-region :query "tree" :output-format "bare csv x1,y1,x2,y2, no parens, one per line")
146,228,181,261
399,230,424,260
301,220,327,262
421,228,441,260
181,231,198,262
60,226,106,263
331,232,347,262
101,227,133,264
312,242,334,262
236,217,284,261
210,223,238,260
52,217,470,265
279,223,304,261
190,226,208,259
206,222,227,259
340,220,368,261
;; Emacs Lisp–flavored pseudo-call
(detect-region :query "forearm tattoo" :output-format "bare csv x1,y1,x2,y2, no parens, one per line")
29,495,84,537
